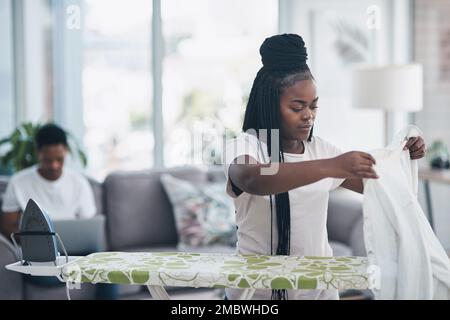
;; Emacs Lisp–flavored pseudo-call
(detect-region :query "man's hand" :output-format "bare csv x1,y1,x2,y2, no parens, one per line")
0,211,21,242
403,136,426,160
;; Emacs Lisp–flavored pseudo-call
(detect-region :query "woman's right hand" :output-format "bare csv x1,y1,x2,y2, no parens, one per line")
330,151,379,179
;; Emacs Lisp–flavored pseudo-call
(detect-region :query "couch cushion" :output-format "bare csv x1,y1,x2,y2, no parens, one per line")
160,173,236,249
207,165,226,183
104,166,209,250
124,244,235,254
349,217,367,257
329,241,353,257
327,188,363,245
87,177,104,216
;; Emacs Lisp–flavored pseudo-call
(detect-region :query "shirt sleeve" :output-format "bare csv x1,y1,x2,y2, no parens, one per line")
77,177,97,219
222,133,260,198
1,179,21,213
320,138,345,190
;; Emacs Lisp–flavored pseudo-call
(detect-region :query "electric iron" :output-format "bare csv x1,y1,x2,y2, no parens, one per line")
11,199,68,266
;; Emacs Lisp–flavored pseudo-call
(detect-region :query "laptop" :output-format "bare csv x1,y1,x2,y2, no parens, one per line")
52,215,106,256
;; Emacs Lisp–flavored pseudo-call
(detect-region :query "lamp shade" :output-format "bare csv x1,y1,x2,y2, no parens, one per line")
352,64,423,111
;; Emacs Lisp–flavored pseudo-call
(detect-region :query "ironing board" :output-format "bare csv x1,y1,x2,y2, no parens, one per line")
6,251,375,300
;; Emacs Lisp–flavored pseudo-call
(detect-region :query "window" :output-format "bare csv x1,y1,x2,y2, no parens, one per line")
82,0,153,179
81,0,278,176
161,0,278,166
0,0,15,137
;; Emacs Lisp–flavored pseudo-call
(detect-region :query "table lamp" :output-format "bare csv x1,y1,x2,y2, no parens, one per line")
351,64,423,145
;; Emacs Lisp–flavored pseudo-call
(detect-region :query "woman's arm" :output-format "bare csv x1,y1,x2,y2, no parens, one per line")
341,178,364,194
229,151,377,196
340,136,427,195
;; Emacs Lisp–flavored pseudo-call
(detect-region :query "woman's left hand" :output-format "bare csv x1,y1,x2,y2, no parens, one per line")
403,136,427,160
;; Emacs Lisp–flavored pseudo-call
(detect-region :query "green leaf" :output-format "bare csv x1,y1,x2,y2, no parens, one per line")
0,137,10,145
1,150,14,167
305,272,324,277
227,274,240,282
131,270,149,284
78,149,87,167
237,279,250,288
297,276,318,289
336,258,352,262
15,140,28,171
11,128,21,140
270,277,293,289
246,258,267,264
258,262,282,267
107,271,130,284
246,266,267,270
329,266,350,271
304,256,331,260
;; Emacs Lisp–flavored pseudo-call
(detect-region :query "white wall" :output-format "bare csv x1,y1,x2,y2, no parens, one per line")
414,0,450,249
280,0,413,152
414,0,450,153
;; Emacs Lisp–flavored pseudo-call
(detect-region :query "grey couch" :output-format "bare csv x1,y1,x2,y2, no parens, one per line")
0,166,366,300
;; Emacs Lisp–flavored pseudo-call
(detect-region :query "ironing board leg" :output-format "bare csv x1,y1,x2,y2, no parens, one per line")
147,285,171,300
237,288,255,300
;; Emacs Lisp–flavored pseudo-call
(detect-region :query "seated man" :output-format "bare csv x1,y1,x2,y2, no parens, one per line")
1,123,95,234
0,123,116,299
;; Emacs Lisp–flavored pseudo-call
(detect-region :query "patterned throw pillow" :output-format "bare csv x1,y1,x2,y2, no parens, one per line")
160,174,237,249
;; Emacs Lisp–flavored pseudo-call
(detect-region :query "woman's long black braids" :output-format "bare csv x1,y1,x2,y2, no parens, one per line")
242,34,314,300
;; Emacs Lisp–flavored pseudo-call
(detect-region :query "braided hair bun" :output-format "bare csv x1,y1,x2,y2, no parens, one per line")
260,34,309,72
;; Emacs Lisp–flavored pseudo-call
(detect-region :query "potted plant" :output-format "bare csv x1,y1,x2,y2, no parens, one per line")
426,140,450,170
0,122,87,175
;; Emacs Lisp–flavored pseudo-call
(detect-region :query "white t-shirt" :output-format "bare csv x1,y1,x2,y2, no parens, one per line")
1,165,96,220
223,132,344,300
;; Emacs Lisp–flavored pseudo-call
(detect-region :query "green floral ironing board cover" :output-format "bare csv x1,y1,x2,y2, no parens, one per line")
66,252,371,290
